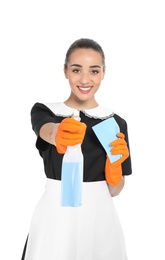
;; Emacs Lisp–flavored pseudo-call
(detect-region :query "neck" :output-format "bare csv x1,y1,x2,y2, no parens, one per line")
64,98,99,110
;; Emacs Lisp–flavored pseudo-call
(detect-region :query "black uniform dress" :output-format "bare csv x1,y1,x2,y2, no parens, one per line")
21,102,132,260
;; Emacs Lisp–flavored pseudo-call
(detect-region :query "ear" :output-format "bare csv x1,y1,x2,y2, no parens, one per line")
102,69,106,80
64,66,68,79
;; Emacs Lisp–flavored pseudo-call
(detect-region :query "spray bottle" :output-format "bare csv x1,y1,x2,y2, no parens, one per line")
61,110,84,207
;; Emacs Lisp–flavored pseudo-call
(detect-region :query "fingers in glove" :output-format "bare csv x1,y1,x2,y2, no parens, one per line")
57,135,85,146
56,145,66,154
116,132,125,139
111,150,129,166
59,118,86,133
110,138,127,147
58,130,85,140
111,145,128,155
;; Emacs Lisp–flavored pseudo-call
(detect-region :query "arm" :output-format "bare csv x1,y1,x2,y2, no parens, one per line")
39,119,87,154
105,132,129,196
39,122,59,145
108,176,125,197
31,103,86,152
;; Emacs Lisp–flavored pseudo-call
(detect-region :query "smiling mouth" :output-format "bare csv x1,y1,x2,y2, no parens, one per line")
78,86,92,93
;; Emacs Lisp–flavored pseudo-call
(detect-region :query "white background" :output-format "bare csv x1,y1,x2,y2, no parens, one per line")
0,0,165,259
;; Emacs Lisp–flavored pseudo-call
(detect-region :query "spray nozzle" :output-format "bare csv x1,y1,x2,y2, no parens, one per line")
73,110,81,121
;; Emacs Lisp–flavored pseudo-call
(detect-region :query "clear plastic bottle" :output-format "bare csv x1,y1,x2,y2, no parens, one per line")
61,110,84,207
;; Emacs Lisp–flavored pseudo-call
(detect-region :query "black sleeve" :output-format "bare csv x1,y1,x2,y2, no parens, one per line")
31,102,58,136
30,102,58,151
114,114,132,176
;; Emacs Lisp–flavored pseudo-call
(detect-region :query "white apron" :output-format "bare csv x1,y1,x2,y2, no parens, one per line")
24,178,128,260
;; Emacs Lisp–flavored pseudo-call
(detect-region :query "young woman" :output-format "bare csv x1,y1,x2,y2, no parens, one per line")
21,38,132,260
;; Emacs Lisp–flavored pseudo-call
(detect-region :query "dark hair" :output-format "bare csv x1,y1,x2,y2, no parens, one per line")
64,38,105,70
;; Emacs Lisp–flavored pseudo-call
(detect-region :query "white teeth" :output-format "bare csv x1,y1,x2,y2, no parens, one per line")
79,87,91,91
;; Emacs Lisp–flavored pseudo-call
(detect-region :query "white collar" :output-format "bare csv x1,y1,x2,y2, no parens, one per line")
44,102,114,120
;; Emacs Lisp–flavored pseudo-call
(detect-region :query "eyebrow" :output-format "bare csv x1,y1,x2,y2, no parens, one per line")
71,64,101,68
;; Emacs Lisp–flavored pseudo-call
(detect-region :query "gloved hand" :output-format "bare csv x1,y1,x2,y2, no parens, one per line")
105,132,129,186
55,118,87,154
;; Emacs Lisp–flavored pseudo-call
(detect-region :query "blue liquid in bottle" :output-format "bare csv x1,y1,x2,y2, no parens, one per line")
61,158,83,207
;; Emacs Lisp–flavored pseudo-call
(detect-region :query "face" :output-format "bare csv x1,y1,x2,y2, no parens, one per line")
64,48,105,105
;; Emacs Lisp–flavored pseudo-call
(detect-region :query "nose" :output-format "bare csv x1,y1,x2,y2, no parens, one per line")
79,72,90,85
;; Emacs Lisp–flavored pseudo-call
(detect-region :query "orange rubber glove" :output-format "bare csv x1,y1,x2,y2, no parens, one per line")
55,118,87,154
105,132,129,186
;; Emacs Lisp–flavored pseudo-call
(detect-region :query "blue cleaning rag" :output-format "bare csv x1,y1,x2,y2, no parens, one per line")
92,117,122,163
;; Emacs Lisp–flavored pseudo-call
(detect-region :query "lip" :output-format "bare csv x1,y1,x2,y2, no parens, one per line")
77,86,92,94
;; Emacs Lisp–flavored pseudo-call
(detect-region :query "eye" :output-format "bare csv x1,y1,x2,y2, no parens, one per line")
91,70,99,74
72,69,81,73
